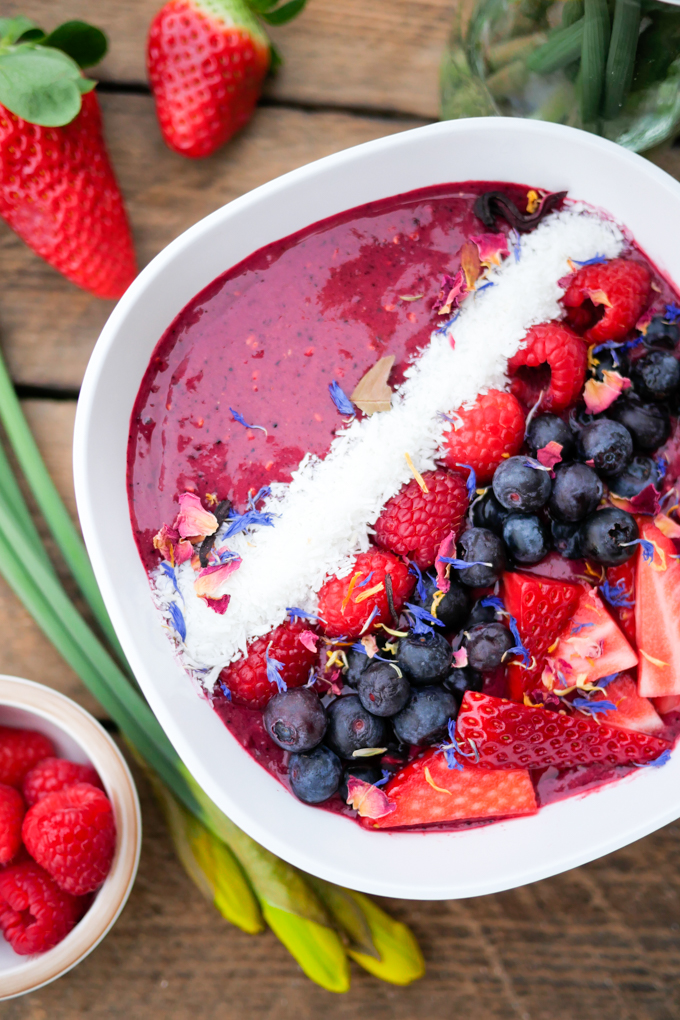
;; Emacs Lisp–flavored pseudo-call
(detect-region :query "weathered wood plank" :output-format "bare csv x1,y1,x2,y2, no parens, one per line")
2,0,449,118
0,94,422,391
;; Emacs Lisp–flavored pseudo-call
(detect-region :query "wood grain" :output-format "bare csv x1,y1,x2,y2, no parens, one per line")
0,94,422,391
1,0,449,118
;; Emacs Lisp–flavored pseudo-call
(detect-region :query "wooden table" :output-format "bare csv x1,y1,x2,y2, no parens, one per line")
2,3,680,1016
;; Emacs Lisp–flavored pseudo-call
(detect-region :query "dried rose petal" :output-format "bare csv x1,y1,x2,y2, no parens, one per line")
174,492,218,540
346,776,396,819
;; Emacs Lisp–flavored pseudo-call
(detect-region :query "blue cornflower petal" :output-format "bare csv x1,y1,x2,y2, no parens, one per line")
230,407,267,434
266,645,287,693
595,672,619,688
219,682,232,701
408,562,428,601
375,770,391,788
480,596,505,614
571,254,607,266
168,602,186,642
665,303,680,323
356,571,375,588
287,607,326,624
571,622,594,635
328,381,355,416
456,463,477,501
507,615,531,667
572,698,617,714
160,560,181,598
405,602,444,635
438,556,492,570
635,749,672,768
599,580,634,609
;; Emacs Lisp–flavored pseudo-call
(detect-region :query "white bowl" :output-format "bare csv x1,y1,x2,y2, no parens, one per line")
74,118,680,900
0,675,141,999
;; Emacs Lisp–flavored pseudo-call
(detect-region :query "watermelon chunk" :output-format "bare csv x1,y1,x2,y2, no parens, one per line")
636,518,680,697
653,694,680,715
456,691,670,769
367,748,537,829
591,673,663,734
542,586,637,688
604,560,636,644
502,571,581,701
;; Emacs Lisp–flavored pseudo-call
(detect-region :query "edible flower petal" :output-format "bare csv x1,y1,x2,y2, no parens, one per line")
346,776,396,818
408,561,428,601
168,602,186,642
328,380,355,416
469,232,509,267
194,558,242,600
174,492,218,540
435,532,455,593
459,240,482,291
455,463,477,501
405,602,444,635
599,579,634,609
175,539,194,564
153,523,180,561
654,514,680,540
635,749,672,768
433,270,466,316
287,607,327,624
665,303,680,323
266,644,287,693
536,440,563,471
572,697,617,714
229,407,267,435
583,370,631,414
452,647,468,668
298,630,318,653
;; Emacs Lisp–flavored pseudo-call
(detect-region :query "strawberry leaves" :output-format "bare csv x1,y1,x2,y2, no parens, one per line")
0,18,107,127
248,0,308,26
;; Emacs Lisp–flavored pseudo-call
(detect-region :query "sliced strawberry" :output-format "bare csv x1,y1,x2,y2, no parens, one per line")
366,748,537,829
502,572,581,701
456,691,670,769
605,560,636,645
542,586,637,688
635,518,680,697
591,674,663,735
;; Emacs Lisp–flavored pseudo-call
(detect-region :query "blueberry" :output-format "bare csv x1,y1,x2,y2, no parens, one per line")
644,315,679,349
289,745,343,804
590,347,629,381
471,489,510,535
579,507,639,566
357,661,411,717
325,695,387,758
392,687,458,746
338,764,382,803
411,576,471,632
551,519,583,559
492,456,552,512
344,646,370,688
526,413,575,459
466,598,498,627
609,455,661,498
502,513,550,564
442,667,483,705
464,622,514,671
607,394,670,451
631,350,680,401
263,687,327,752
397,631,452,684
455,527,506,587
549,462,603,522
577,419,633,476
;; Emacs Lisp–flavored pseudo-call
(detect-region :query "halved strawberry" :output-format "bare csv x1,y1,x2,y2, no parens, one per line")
456,691,670,769
366,748,537,829
635,518,680,697
591,674,663,735
502,572,581,701
605,560,636,645
542,586,637,688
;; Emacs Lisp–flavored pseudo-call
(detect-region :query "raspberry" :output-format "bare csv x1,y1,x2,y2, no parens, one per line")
440,390,525,485
373,470,468,569
317,549,415,639
562,258,651,342
0,783,24,865
22,758,103,807
220,620,318,709
0,726,54,788
508,322,587,413
0,861,82,955
22,783,116,896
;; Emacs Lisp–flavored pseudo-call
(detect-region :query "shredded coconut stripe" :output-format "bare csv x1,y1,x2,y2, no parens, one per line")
159,206,624,670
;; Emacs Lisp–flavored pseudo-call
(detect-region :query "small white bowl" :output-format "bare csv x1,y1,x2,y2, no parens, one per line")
0,675,141,1000
73,117,680,901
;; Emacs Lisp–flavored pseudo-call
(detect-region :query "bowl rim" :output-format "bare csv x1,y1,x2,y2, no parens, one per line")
0,675,141,1000
73,116,680,899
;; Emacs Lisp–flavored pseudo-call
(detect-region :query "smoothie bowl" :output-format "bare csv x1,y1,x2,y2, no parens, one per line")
74,119,680,899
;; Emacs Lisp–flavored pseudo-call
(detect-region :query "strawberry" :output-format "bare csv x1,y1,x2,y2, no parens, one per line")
541,585,638,690
635,517,680,697
0,18,136,298
367,748,537,829
219,619,317,709
604,560,636,644
502,571,581,701
317,549,415,639
507,322,587,413
456,691,670,769
562,258,651,343
591,674,664,735
373,469,468,570
147,0,306,159
440,389,525,485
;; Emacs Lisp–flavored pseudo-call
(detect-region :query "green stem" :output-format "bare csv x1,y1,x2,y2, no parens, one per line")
0,435,53,572
580,0,611,124
603,0,641,119
0,347,125,658
527,18,584,73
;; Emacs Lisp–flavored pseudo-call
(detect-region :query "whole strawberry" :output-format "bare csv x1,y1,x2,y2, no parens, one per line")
147,0,306,159
0,17,136,298
374,469,468,569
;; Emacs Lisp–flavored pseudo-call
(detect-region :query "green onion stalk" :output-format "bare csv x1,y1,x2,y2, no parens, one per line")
0,345,424,991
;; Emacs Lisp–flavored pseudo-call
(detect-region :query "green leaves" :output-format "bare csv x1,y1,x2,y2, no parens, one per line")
0,19,107,127
248,0,308,27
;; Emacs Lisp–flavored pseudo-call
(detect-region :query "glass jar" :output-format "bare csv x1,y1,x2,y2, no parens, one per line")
440,0,680,152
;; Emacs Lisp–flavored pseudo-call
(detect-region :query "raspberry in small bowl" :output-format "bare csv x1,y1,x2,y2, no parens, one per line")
0,674,141,1001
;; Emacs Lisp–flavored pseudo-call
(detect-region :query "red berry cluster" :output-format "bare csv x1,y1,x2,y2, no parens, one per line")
0,727,115,955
